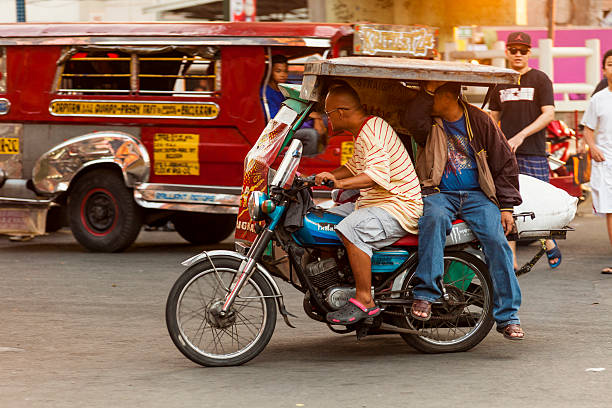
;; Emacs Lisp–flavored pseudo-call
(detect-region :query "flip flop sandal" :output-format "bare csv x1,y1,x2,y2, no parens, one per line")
496,324,525,341
602,267,612,275
410,299,432,322
326,298,381,325
546,239,562,269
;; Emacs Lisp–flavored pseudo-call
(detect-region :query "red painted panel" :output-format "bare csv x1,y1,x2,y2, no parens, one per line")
141,126,251,186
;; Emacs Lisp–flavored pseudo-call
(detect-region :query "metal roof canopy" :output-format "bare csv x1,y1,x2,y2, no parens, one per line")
0,22,347,46
300,57,519,101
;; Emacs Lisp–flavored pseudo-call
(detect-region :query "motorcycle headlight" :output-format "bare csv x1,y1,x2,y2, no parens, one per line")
248,191,266,221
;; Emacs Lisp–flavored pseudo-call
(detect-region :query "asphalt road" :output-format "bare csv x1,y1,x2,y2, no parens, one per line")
1,207,611,408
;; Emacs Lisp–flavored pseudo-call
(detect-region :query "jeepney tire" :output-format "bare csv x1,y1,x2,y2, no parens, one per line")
68,169,142,252
172,213,236,245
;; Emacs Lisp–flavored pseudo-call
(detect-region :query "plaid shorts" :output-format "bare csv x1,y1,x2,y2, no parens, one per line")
516,155,550,182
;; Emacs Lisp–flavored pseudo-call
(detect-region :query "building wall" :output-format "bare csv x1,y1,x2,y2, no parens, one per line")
0,0,158,23
325,0,519,49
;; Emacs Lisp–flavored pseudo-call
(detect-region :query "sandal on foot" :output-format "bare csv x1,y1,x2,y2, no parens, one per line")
326,298,381,325
546,240,562,269
410,299,432,321
602,267,612,275
496,324,525,341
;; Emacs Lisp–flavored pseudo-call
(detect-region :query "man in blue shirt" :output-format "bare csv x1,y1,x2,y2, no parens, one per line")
261,55,325,155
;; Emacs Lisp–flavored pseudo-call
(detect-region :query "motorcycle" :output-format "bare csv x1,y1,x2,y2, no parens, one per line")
547,119,591,200
165,136,501,366
165,57,569,367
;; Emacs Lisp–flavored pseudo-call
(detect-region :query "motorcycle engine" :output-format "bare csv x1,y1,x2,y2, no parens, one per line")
305,258,341,290
305,258,356,310
324,286,356,310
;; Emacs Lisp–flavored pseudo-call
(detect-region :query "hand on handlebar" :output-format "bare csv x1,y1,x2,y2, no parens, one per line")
314,172,337,188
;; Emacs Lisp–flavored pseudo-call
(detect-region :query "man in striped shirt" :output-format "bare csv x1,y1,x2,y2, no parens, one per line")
315,85,423,325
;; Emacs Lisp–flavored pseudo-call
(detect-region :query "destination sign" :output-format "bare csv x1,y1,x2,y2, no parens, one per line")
153,133,200,176
49,100,219,120
353,24,437,58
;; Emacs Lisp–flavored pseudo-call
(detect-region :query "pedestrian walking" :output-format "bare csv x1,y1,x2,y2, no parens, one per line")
582,49,612,274
489,31,560,271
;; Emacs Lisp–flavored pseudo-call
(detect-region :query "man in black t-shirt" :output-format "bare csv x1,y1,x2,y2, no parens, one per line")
489,31,560,270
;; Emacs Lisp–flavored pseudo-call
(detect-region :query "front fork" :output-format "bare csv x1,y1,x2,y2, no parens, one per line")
220,228,275,315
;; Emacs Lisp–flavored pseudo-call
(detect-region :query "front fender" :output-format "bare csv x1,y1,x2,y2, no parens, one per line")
182,249,284,300
182,249,297,327
32,131,150,194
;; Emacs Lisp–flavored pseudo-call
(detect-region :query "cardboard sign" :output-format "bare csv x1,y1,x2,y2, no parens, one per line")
153,133,200,176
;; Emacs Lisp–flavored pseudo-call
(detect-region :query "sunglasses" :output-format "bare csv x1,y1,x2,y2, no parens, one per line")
508,47,530,55
324,107,350,115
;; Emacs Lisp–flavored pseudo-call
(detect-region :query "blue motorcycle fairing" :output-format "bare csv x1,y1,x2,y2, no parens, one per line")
292,210,344,246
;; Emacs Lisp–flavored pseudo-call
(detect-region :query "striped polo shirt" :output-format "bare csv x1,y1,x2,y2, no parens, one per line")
344,116,423,234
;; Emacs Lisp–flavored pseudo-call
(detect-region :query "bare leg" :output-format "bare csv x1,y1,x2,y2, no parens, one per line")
338,233,375,308
545,239,559,264
508,239,518,270
607,214,612,250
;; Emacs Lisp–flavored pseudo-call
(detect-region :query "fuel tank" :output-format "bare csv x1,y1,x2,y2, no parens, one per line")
292,210,344,246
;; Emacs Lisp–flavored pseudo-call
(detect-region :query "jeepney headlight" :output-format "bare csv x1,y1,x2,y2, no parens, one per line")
248,191,266,221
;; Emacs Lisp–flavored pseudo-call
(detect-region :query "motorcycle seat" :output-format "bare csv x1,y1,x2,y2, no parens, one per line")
391,220,466,247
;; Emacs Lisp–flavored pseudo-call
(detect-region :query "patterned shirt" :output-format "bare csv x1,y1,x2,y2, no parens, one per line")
344,116,423,233
439,115,480,191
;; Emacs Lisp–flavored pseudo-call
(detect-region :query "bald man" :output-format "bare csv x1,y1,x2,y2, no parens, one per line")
314,85,423,325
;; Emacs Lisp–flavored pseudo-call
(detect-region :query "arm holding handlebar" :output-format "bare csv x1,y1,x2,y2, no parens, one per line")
314,165,374,189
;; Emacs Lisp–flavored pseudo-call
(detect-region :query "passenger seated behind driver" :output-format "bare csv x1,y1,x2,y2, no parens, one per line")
262,55,326,156
314,84,423,325
402,81,525,340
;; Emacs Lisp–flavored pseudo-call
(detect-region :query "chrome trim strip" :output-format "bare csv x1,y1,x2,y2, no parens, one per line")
136,183,242,195
48,99,220,120
133,192,238,214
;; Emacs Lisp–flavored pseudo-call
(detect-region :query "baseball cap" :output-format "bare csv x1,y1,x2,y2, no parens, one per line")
506,32,531,48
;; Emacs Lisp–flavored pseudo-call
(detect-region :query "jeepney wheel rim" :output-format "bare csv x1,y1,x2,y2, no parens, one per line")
80,188,119,236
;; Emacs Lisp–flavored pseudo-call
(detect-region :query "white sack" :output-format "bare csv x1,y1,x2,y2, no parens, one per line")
514,174,578,236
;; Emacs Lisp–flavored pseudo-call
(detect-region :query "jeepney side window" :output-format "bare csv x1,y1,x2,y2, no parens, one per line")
55,48,220,96
0,47,6,93
139,52,220,96
57,51,131,95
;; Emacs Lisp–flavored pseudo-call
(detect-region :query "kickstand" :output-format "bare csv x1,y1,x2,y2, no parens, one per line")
516,240,547,277
356,317,374,340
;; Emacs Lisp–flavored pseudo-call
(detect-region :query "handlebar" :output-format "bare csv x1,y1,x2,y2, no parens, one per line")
297,175,335,189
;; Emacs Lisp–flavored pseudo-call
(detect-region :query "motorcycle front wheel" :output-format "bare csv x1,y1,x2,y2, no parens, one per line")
166,257,277,367
399,250,495,353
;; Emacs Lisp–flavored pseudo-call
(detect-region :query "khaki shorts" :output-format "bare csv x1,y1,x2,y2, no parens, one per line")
328,202,407,257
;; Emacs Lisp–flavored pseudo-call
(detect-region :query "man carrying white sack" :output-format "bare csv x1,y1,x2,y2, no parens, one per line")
582,49,612,274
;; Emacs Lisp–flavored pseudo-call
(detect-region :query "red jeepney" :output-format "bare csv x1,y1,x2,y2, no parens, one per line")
0,22,437,251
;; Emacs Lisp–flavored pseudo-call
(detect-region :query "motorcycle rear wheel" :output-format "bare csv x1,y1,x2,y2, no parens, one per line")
166,257,277,367
399,250,494,353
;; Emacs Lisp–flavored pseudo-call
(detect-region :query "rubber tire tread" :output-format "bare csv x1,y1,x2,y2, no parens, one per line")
400,250,495,353
68,169,142,252
165,257,277,367
173,213,236,245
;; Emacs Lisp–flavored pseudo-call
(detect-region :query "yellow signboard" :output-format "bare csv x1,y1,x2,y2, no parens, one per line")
0,137,19,154
340,141,354,166
154,133,200,176
49,100,219,120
